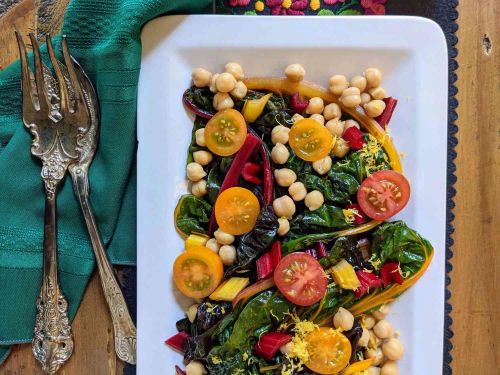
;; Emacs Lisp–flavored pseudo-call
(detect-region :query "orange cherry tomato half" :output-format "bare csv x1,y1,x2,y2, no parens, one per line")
173,246,223,299
274,252,327,306
289,118,334,162
357,170,410,221
305,327,352,374
204,108,247,156
214,187,260,235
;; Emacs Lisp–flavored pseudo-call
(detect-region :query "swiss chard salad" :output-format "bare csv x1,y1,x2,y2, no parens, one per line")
167,62,433,375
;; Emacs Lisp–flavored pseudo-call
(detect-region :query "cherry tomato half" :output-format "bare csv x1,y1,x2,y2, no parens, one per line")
289,118,334,162
173,246,223,299
205,108,247,156
357,170,410,221
274,252,327,306
214,187,260,235
305,327,352,374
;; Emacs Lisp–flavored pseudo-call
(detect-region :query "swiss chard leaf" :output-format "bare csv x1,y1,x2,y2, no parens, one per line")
184,86,215,114
371,221,431,275
327,171,360,204
285,151,313,176
207,290,291,373
195,301,232,333
319,236,367,270
175,194,212,236
226,205,278,276
303,174,336,202
186,116,207,164
331,141,390,183
206,157,233,205
290,205,349,233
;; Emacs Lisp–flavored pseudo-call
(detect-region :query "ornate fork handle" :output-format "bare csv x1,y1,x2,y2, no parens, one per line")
33,157,73,375
71,168,137,364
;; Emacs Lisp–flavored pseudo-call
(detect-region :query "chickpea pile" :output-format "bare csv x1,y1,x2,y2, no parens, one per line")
191,62,248,112
328,67,388,119
331,304,404,375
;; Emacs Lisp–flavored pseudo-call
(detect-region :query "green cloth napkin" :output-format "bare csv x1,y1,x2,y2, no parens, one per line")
0,0,211,363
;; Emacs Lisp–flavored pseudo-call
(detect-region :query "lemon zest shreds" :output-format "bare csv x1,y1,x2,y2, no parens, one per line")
211,355,222,365
343,207,361,224
368,254,382,270
358,134,388,176
280,316,320,375
255,0,264,11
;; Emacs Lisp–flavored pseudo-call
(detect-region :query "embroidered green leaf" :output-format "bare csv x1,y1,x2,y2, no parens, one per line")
244,10,257,15
317,9,335,16
338,9,362,15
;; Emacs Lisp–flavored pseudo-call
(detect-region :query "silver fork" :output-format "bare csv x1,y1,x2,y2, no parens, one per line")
62,39,137,365
16,32,91,374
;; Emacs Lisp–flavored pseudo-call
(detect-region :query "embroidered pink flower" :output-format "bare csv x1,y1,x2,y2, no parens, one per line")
228,0,251,6
267,0,308,15
323,0,346,4
361,0,386,15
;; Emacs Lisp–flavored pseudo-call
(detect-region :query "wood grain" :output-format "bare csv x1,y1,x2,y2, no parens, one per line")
0,0,499,374
1,274,125,374
451,0,500,373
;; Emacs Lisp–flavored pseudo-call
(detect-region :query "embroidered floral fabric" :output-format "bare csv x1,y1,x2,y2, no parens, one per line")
216,0,387,15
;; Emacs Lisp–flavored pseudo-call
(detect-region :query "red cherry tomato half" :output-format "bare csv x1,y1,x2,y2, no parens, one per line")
274,252,327,306
357,170,410,221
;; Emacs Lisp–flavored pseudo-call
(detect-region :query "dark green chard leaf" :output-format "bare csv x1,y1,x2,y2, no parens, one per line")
282,232,342,254
285,150,313,176
187,116,208,164
330,140,391,183
371,221,431,275
225,205,278,276
327,171,360,204
175,194,212,236
291,205,350,232
196,301,232,333
319,236,358,269
184,86,215,113
206,157,233,205
303,174,336,201
300,284,353,324
207,290,291,374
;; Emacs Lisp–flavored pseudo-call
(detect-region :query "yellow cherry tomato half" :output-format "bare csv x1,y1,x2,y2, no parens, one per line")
305,327,352,374
289,118,335,161
214,187,260,235
205,108,247,156
173,246,224,299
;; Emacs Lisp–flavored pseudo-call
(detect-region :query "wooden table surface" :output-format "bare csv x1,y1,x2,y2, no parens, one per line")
0,0,498,374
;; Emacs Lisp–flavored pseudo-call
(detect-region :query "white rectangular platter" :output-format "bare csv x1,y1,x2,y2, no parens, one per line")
137,15,448,374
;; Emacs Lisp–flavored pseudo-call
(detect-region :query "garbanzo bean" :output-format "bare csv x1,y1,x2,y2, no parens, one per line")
215,72,237,93
224,62,244,80
213,92,234,111
364,100,386,118
340,87,361,108
285,63,306,82
306,97,324,115
323,103,342,120
305,190,324,211
364,67,382,88
350,75,367,92
328,74,349,95
273,195,296,219
192,68,212,88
